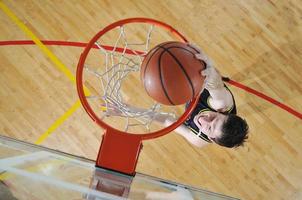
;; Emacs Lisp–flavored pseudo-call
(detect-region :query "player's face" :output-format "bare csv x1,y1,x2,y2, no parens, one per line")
193,111,227,141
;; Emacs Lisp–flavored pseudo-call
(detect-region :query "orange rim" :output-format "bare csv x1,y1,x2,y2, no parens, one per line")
76,17,200,140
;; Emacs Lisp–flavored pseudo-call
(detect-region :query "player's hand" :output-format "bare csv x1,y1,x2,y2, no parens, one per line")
153,113,176,127
188,43,224,90
202,65,224,90
188,43,214,67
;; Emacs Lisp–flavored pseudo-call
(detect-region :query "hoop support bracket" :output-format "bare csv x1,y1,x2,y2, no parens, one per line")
96,129,143,175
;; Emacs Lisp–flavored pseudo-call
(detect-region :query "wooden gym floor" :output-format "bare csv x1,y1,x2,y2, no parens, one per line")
0,0,301,199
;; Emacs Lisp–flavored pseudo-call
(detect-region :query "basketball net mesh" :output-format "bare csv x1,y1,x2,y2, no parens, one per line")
84,25,175,132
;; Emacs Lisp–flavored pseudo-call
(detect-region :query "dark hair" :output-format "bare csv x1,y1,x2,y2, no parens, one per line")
212,114,249,148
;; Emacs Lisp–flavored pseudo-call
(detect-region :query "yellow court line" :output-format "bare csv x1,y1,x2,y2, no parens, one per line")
34,100,82,145
0,1,75,83
0,2,91,144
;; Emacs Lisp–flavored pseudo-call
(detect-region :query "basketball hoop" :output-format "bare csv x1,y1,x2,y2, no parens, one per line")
76,18,200,175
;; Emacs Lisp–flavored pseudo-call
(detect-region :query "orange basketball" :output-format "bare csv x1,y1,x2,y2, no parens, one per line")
141,41,205,105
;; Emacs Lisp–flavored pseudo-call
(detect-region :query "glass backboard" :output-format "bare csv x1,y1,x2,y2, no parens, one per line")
0,135,239,200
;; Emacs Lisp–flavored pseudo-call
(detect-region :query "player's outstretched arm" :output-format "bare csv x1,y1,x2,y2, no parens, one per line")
103,104,208,147
163,118,210,148
190,44,234,112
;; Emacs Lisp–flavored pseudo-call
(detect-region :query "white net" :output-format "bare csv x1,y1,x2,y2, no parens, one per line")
82,22,185,133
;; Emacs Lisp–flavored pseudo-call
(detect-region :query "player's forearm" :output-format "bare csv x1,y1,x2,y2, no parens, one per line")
165,119,209,148
175,126,210,148
207,87,234,112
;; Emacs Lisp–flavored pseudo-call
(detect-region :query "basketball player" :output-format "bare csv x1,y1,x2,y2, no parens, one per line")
163,45,249,148
105,45,249,148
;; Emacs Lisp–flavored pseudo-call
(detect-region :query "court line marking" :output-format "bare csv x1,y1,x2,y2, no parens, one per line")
1,39,301,120
225,78,302,120
0,1,75,83
35,100,82,144
0,2,92,144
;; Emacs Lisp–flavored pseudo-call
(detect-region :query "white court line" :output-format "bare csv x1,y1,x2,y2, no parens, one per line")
0,166,126,200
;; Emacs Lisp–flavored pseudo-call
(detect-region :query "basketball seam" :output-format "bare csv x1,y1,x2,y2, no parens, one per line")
143,42,179,89
158,48,175,105
143,42,181,105
143,46,162,88
159,45,196,100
